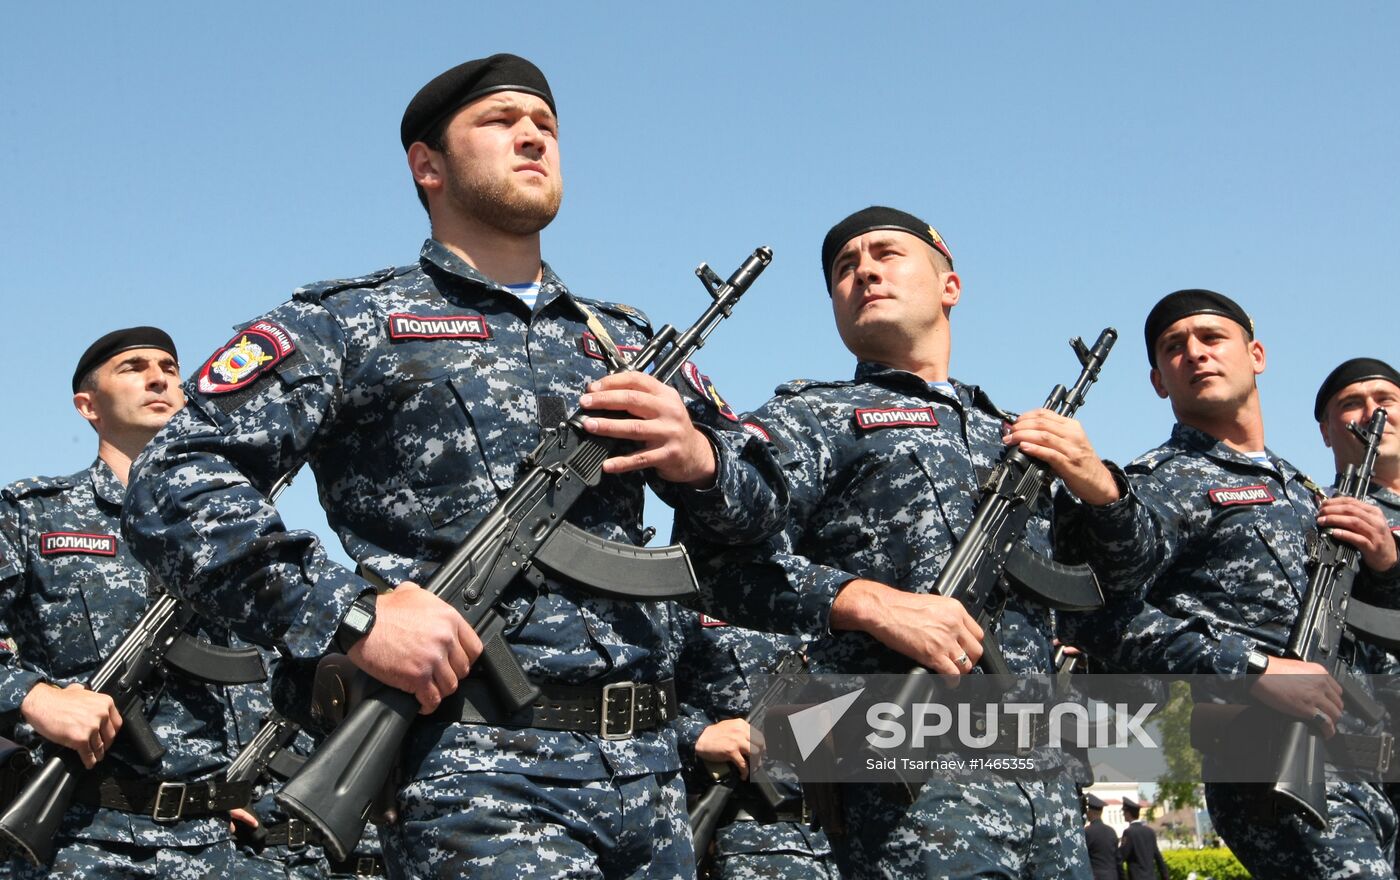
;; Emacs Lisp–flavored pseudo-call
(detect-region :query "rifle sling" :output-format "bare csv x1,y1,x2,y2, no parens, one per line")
434,678,677,738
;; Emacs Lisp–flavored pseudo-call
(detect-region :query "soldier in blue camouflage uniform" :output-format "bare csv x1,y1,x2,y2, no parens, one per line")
666,602,838,879
1316,357,1400,872
1067,292,1400,879
0,328,277,879
683,206,1152,879
123,54,786,880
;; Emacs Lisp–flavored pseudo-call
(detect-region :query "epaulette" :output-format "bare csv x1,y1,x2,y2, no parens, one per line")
2,474,74,502
577,297,653,332
293,266,408,303
774,378,853,396
1127,444,1182,474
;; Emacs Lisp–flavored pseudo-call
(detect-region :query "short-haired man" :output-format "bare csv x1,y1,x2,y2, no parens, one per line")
125,54,785,879
0,328,273,878
1071,292,1400,878
685,206,1152,878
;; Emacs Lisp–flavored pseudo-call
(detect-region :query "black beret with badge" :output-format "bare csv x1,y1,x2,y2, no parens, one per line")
1314,357,1400,421
1143,288,1254,368
400,53,556,150
72,326,178,393
820,206,954,292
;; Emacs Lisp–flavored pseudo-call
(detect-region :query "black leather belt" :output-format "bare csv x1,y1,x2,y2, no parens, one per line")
328,852,386,877
437,678,678,739
1328,731,1395,776
930,712,1058,755
73,775,253,822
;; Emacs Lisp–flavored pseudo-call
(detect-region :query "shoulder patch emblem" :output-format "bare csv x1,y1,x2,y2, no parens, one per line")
388,313,490,341
40,532,116,556
198,320,296,394
700,615,728,627
1208,485,1276,507
580,333,641,362
681,362,739,422
741,421,771,442
854,406,939,431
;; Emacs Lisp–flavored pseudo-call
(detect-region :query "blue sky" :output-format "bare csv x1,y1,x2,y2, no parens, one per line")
3,3,1397,561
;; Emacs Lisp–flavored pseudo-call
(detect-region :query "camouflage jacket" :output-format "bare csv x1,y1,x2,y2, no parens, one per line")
683,361,1148,678
1069,424,1400,678
124,240,786,780
665,603,809,768
0,460,243,846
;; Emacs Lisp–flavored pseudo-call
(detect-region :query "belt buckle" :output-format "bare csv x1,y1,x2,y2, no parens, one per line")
601,681,638,740
286,819,307,850
1379,732,1394,775
152,781,187,822
355,856,377,876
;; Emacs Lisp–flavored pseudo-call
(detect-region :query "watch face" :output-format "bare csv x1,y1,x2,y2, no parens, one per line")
344,604,373,634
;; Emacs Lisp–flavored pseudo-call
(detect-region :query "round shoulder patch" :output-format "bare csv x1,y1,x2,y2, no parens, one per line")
197,320,297,394
681,362,739,422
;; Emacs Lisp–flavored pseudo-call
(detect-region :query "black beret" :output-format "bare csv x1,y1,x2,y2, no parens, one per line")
821,206,953,292
400,53,555,150
1084,793,1106,810
73,326,178,393
1314,357,1400,421
1143,288,1254,368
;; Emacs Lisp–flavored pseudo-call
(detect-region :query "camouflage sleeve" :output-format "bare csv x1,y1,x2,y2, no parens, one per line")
666,605,715,767
658,424,790,545
683,394,851,636
1051,461,1161,596
0,501,47,721
124,303,372,660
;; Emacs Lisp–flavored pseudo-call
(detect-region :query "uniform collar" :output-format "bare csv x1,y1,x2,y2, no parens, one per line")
418,239,567,308
89,459,127,507
853,361,1014,423
1169,423,1302,483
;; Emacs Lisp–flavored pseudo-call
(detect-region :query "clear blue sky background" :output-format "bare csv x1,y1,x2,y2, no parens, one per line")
3,3,1396,566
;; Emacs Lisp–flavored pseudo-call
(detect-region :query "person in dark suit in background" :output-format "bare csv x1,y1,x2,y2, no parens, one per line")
1118,798,1168,880
1083,794,1122,880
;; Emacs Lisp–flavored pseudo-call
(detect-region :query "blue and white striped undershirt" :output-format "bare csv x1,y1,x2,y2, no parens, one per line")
505,281,542,309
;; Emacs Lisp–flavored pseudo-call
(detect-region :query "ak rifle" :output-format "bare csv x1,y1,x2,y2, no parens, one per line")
1268,407,1390,828
689,652,805,857
885,329,1116,712
278,247,774,860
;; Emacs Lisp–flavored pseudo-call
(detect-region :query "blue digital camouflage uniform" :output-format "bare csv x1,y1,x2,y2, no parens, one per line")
0,460,274,879
681,363,1151,880
123,240,787,880
1356,485,1400,872
1064,424,1400,880
665,603,837,880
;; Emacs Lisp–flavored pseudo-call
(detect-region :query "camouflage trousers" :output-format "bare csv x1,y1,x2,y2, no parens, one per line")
834,770,1090,879
381,768,692,879
703,819,838,880
1206,777,1397,879
6,836,282,880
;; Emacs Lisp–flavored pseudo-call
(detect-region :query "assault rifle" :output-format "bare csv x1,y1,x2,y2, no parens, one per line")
0,589,268,863
226,710,306,852
689,651,806,857
883,330,1116,722
278,247,774,860
1267,407,1390,828
0,473,304,864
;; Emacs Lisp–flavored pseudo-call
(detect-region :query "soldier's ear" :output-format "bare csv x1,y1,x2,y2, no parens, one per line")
407,142,445,194
1149,368,1168,399
73,390,100,428
1318,417,1333,449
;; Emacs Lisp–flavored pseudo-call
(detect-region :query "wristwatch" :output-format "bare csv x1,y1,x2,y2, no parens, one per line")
1245,649,1271,675
334,593,378,654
